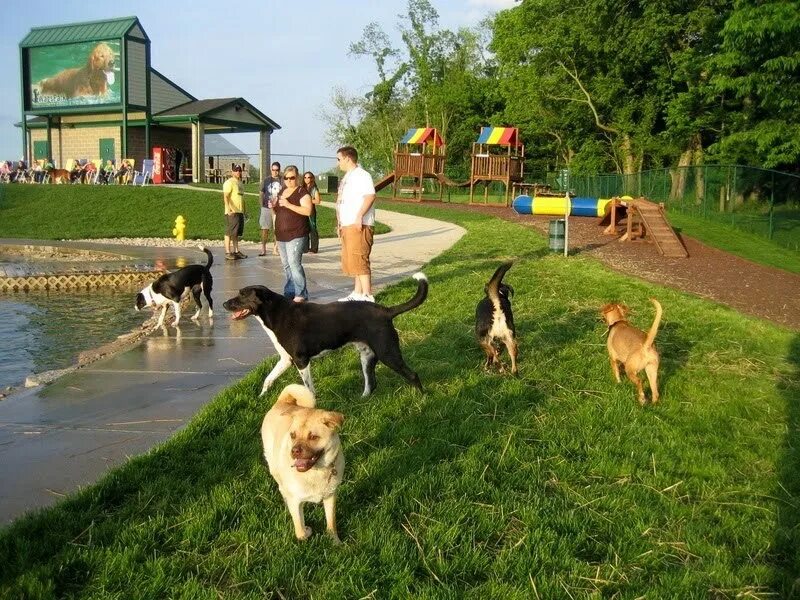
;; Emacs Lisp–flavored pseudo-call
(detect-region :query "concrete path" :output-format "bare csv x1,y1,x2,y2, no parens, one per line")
0,209,465,524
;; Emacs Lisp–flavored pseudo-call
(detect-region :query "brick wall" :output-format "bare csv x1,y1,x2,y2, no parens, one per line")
31,126,120,169
30,124,191,170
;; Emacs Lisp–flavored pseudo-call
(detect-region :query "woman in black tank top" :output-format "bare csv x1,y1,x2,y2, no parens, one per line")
274,165,313,302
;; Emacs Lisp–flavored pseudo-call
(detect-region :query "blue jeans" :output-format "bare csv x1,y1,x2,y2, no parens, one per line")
277,236,308,300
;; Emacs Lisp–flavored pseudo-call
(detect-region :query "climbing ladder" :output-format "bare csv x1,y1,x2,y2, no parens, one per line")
625,198,689,258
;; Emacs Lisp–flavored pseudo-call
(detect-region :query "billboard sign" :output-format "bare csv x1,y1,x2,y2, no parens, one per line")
28,39,121,109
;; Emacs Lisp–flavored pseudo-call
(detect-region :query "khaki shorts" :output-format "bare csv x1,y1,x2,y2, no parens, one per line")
341,225,374,276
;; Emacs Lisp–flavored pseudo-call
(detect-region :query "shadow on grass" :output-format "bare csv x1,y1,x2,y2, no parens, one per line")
774,334,800,597
654,320,693,397
332,318,545,527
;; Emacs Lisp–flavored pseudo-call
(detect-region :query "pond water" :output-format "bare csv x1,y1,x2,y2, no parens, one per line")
0,288,143,390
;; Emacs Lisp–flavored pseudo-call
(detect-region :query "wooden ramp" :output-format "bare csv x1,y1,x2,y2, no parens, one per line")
629,199,688,258
374,171,395,193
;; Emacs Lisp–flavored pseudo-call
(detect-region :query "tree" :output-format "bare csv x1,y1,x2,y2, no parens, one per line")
708,0,800,170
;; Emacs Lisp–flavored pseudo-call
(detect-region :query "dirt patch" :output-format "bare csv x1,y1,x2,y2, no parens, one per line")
411,201,800,331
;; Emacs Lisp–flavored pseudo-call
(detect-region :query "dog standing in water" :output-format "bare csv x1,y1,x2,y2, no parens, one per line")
135,247,214,327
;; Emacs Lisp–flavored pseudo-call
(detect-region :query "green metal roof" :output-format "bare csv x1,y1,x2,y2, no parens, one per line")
20,16,142,48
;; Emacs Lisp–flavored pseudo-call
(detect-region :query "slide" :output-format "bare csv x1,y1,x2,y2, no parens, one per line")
374,171,396,192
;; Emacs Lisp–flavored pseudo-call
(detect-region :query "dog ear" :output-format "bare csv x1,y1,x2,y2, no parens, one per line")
322,411,344,431
505,284,515,298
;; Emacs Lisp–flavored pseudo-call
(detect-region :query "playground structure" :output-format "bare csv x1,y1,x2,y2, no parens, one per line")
469,127,524,206
513,193,689,258
601,197,689,258
374,126,524,205
390,128,446,201
512,195,612,218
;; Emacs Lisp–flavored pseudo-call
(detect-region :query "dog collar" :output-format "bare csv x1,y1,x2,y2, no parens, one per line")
325,449,341,484
142,285,156,307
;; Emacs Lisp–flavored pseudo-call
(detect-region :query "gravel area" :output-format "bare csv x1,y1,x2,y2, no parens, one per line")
66,237,228,248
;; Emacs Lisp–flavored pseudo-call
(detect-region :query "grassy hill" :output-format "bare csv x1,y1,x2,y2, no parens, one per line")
0,187,797,597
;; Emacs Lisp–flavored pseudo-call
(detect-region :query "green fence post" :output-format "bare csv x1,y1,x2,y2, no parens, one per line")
731,166,737,226
768,171,775,240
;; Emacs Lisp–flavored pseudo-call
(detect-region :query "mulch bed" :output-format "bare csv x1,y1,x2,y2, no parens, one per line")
407,201,800,331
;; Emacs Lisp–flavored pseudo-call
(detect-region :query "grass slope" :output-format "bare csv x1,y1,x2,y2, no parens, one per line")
0,185,388,242
0,198,798,598
668,211,800,274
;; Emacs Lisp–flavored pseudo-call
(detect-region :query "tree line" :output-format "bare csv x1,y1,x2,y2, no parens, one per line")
323,0,800,181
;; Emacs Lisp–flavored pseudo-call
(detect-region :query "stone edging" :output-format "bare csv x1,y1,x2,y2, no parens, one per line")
0,270,162,293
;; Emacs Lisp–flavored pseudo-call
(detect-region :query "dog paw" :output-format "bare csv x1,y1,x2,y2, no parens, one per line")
295,526,312,540
328,530,342,545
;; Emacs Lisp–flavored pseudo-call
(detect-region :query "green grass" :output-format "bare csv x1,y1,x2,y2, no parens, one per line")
1,194,798,598
0,185,388,242
668,210,800,274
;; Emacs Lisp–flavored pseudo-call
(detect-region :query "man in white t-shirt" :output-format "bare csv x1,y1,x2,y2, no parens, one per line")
335,146,376,302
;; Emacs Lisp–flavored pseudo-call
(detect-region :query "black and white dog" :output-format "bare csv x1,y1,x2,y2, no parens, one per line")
475,261,518,374
223,273,428,396
135,247,214,328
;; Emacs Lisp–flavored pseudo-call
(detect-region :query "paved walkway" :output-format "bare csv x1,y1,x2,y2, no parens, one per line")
0,209,465,524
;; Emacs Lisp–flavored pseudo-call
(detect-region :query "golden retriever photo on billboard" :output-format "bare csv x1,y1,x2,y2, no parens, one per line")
29,40,120,108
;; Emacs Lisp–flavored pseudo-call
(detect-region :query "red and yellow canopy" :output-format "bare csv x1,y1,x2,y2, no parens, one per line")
400,128,443,146
476,127,521,146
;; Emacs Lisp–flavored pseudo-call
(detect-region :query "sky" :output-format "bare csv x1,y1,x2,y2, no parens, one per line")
0,0,516,162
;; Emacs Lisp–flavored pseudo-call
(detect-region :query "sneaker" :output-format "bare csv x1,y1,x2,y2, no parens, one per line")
234,251,247,259
225,253,236,260
338,292,361,302
360,294,375,303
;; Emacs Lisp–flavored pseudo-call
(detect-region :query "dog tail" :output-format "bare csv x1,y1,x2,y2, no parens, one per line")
275,384,316,408
387,273,428,319
199,245,213,269
487,261,513,310
644,298,662,349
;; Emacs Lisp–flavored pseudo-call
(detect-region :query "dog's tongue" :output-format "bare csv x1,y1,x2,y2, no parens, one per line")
231,309,250,320
294,458,315,472
105,71,115,85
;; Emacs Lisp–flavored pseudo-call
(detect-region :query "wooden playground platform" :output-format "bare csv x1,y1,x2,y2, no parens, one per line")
601,197,688,258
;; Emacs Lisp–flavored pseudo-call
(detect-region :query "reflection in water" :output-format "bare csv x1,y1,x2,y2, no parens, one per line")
0,288,143,389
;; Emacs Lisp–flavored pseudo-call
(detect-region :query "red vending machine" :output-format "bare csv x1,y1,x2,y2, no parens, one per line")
151,147,177,184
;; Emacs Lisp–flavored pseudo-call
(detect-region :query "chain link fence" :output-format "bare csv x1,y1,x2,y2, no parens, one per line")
568,166,800,251
204,153,338,190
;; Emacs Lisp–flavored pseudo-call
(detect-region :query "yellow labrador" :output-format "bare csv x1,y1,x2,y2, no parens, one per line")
262,384,345,542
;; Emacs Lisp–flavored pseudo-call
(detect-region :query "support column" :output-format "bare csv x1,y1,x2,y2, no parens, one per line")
259,129,271,184
192,121,205,183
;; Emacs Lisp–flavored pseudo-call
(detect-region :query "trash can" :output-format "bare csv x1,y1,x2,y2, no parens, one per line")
326,175,339,194
548,219,566,252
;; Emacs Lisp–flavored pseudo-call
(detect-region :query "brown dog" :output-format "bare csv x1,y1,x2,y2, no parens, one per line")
47,168,71,184
39,42,116,98
601,298,662,405
261,384,345,543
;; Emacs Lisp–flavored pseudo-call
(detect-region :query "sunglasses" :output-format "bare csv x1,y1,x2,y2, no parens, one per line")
284,175,296,180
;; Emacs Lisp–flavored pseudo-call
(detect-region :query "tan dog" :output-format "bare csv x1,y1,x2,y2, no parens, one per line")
47,168,71,184
262,384,345,543
39,42,116,98
601,298,662,405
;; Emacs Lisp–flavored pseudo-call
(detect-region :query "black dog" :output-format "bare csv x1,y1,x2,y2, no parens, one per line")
223,273,428,396
475,261,518,374
135,247,214,327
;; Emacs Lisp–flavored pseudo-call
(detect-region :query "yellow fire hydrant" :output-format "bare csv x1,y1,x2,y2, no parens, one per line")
172,215,186,241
